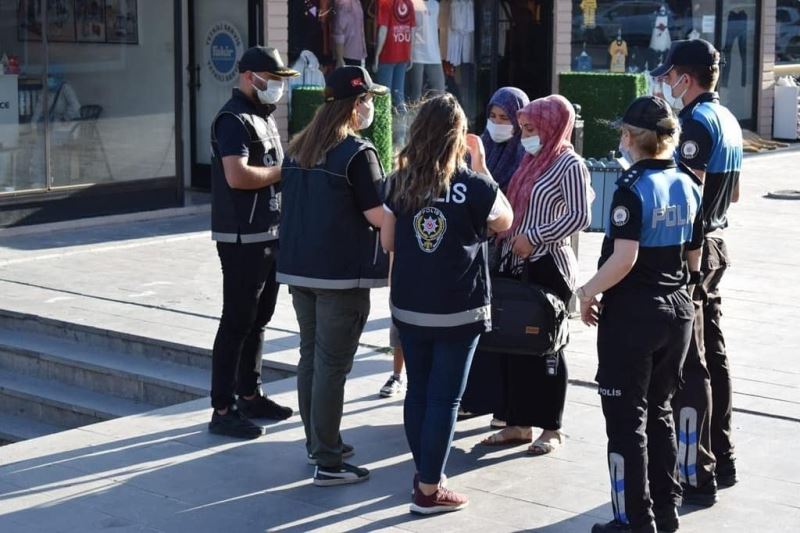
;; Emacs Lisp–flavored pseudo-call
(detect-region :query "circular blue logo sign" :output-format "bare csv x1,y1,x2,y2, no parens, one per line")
205,22,243,84
210,33,236,76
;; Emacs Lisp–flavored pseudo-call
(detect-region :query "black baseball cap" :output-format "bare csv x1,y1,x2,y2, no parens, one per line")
238,46,299,78
615,96,676,135
650,39,719,78
324,66,388,102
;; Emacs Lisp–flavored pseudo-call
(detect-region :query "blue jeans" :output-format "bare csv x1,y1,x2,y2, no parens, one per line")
400,327,479,485
375,62,408,112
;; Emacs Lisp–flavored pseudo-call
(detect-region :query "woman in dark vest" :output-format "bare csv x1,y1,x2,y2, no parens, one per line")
381,94,513,514
277,66,388,487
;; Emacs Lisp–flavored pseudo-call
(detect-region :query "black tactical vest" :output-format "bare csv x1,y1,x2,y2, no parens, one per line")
210,89,283,244
277,136,389,289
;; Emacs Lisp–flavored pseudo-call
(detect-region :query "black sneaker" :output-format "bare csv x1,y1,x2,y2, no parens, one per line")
716,460,738,487
313,462,370,487
307,443,355,465
591,519,656,533
208,407,263,439
681,479,718,507
654,507,679,532
236,394,293,420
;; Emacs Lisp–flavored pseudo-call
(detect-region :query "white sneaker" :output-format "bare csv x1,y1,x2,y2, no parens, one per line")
379,375,405,398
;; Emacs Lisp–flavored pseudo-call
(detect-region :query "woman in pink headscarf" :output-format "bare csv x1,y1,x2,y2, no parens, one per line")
480,95,593,455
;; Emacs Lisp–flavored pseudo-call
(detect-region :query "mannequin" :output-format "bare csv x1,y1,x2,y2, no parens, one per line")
609,29,628,73
650,4,671,53
332,0,367,67
373,0,416,112
407,0,445,104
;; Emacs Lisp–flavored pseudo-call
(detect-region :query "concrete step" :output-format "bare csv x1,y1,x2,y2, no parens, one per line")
0,370,157,429
0,309,213,369
0,412,68,443
0,309,294,383
0,326,206,407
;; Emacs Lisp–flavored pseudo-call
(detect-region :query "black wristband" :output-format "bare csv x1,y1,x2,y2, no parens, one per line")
688,270,703,285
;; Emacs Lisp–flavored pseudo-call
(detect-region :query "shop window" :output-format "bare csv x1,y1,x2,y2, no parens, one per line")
0,0,176,193
571,1,717,75
571,1,758,128
777,0,800,64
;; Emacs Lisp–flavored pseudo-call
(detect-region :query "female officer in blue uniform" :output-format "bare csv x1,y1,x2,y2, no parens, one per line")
381,94,513,514
576,96,704,533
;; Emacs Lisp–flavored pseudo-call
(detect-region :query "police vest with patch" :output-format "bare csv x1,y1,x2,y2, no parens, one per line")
210,89,283,244
388,169,498,338
276,136,389,289
601,160,702,291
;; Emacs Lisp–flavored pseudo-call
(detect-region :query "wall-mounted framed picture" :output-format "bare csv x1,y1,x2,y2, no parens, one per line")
105,0,138,44
75,0,106,43
46,0,77,42
17,0,44,42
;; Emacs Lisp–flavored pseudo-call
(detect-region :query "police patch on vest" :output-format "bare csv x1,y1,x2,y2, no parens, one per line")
681,141,699,160
413,207,447,253
611,206,629,226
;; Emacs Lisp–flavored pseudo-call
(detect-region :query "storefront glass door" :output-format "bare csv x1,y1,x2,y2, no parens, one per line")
188,0,259,189
717,0,759,130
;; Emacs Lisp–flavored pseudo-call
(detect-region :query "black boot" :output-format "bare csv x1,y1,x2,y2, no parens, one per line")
591,519,657,533
681,478,718,507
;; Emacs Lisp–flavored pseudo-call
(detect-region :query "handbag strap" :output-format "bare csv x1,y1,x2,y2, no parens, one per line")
497,250,531,280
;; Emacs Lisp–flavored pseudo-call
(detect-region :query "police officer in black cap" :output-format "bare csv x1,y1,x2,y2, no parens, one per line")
652,39,743,505
207,46,299,439
577,96,704,533
278,66,390,486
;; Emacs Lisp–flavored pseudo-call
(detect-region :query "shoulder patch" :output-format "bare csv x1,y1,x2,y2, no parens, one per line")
681,140,699,160
611,206,630,227
615,168,642,188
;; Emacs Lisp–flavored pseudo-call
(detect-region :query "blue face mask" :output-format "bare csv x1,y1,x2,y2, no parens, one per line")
47,77,62,91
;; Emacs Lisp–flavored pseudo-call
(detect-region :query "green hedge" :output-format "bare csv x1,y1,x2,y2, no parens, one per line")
289,87,394,172
559,72,647,159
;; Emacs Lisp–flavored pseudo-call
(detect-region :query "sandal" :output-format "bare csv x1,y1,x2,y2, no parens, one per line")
479,429,532,447
526,431,564,456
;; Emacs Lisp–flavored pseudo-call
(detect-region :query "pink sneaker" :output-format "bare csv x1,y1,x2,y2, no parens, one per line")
410,486,469,515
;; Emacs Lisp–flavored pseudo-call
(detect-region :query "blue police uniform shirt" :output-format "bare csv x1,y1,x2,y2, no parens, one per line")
386,168,498,339
599,159,703,291
677,92,743,233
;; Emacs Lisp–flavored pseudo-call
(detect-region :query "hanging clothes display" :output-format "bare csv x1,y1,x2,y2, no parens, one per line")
649,6,671,53
609,35,628,73
580,0,597,29
447,0,474,66
722,10,748,87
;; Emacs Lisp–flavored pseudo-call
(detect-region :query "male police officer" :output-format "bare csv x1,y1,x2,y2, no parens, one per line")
208,46,299,439
651,39,743,504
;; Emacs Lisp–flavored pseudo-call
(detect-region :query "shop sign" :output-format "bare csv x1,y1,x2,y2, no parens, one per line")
205,21,243,84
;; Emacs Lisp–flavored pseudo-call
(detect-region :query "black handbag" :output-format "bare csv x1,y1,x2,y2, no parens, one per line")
478,254,569,356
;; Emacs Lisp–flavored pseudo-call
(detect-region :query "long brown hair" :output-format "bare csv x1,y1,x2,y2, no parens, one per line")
287,96,359,168
390,93,468,213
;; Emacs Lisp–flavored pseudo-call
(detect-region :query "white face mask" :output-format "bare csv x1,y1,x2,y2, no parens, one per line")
618,138,634,168
357,100,375,130
486,121,514,143
521,135,542,155
253,74,285,104
662,75,688,110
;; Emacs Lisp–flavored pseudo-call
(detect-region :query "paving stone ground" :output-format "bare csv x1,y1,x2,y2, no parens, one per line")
0,148,798,532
